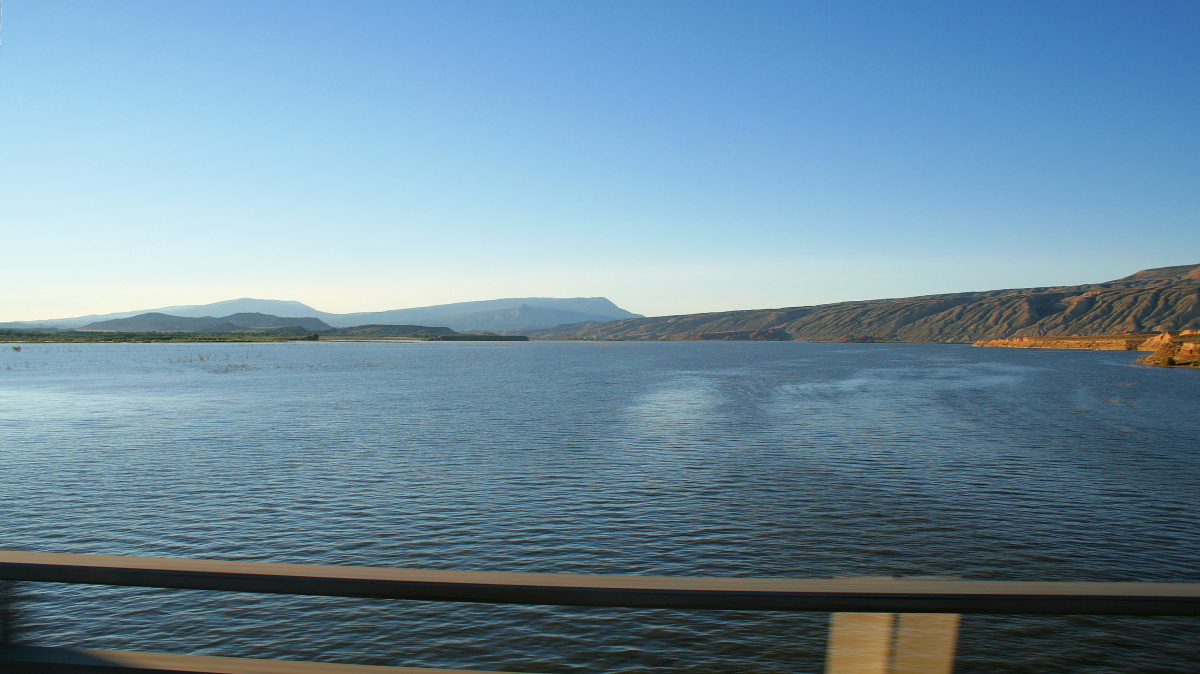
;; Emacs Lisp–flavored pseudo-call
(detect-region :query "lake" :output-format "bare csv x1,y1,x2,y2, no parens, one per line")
1,340,1198,672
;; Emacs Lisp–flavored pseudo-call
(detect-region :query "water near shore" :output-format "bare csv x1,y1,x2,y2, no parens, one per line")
1,341,1198,672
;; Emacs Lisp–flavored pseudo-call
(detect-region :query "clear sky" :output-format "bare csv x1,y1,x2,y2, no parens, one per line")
2,0,1197,320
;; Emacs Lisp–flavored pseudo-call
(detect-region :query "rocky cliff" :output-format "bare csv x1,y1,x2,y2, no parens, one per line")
1134,331,1200,368
974,330,1200,368
972,335,1154,350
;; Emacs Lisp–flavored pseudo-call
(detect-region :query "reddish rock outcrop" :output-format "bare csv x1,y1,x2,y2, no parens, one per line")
1137,335,1200,367
972,336,1149,350
977,330,1200,368
1138,331,1178,351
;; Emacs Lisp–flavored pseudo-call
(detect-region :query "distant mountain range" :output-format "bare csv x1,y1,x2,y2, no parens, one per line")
530,264,1200,342
68,312,464,338
9,265,1199,342
1,297,641,334
80,312,333,333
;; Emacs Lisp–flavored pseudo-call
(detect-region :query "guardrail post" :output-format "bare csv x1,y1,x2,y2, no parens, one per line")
890,613,958,674
825,612,958,674
825,612,894,674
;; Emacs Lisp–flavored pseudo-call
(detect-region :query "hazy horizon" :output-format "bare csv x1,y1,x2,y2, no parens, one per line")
7,259,1198,326
1,295,643,325
2,1,1197,322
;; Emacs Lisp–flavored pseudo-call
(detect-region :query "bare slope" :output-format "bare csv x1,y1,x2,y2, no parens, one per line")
326,325,457,337
532,264,1200,343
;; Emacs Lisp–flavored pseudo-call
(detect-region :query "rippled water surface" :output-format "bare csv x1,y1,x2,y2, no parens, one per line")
1,340,1198,672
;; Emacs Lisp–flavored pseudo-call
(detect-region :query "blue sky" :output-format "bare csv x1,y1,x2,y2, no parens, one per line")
2,0,1197,320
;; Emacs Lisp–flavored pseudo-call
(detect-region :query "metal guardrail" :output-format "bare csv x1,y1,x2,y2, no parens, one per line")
1,550,1199,673
2,550,1199,615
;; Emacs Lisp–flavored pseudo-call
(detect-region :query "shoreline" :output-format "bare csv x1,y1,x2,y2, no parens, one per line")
0,330,529,344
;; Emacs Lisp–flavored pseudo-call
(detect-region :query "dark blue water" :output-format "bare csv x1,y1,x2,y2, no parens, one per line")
1,340,1198,672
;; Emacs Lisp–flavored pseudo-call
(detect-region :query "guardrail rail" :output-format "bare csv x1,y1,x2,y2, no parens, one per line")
2,550,1198,673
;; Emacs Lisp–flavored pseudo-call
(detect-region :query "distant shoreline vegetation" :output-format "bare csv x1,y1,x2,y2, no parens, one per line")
0,329,323,343
0,329,529,344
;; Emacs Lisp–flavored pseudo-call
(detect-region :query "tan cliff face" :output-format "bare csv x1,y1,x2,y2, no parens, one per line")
971,336,1151,350
1136,334,1200,367
974,331,1200,368
1139,331,1178,350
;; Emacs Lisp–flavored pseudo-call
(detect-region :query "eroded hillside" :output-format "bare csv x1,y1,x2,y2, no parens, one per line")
533,264,1200,343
